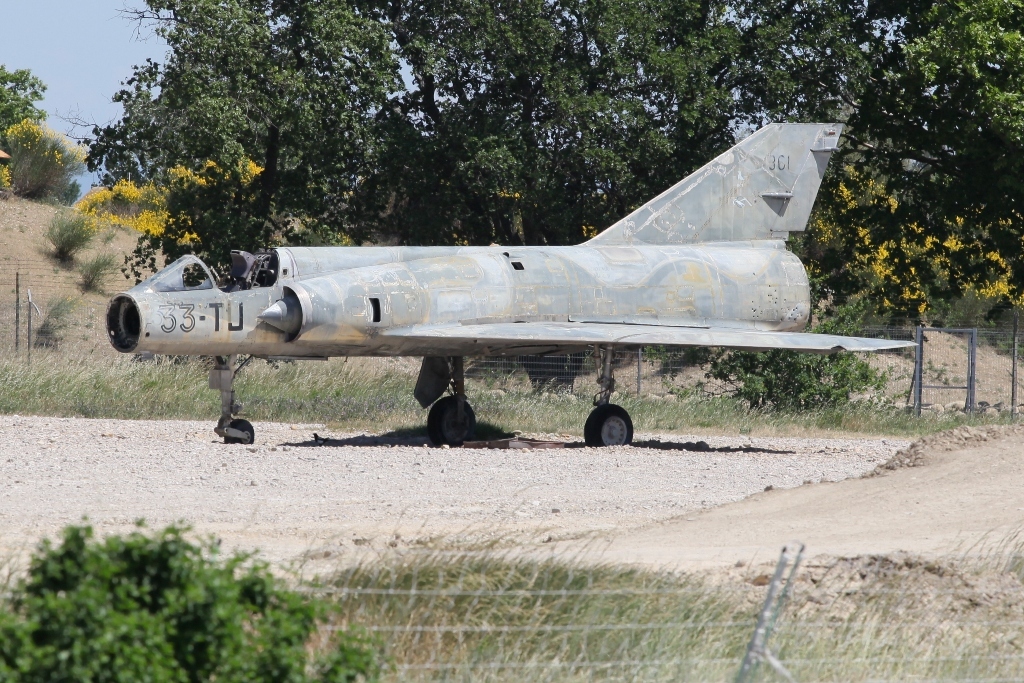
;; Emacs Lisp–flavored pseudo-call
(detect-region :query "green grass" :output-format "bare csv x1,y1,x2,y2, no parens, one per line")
0,351,1014,438
309,543,1024,682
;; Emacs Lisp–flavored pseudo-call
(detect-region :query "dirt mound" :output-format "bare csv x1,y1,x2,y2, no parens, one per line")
871,423,1024,474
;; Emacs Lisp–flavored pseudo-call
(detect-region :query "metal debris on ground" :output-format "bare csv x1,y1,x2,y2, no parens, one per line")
463,437,566,449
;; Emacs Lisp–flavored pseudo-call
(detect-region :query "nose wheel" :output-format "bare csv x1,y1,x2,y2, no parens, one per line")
211,355,255,445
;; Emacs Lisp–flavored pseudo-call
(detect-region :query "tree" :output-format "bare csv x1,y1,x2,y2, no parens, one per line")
88,0,398,273
350,0,867,247
800,0,1024,319
0,65,46,135
91,0,871,265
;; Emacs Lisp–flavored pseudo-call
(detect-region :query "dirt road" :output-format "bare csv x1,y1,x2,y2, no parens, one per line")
588,424,1024,568
0,415,900,564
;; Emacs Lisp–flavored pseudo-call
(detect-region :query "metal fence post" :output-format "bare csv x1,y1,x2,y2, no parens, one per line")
14,272,20,352
1013,310,1020,420
967,328,977,413
26,288,32,365
735,542,804,683
914,325,924,416
636,347,642,395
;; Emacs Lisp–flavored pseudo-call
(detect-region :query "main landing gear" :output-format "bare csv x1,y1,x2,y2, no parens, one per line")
425,357,476,446
584,346,634,447
210,355,255,445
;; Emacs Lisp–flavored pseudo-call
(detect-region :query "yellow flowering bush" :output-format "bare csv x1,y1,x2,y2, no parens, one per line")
77,179,170,236
807,166,1022,317
0,164,10,190
3,119,86,200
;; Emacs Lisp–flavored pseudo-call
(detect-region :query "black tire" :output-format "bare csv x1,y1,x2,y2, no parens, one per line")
225,418,255,445
584,404,633,447
427,396,477,446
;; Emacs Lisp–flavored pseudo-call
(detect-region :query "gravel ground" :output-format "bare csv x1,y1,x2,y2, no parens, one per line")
0,415,907,564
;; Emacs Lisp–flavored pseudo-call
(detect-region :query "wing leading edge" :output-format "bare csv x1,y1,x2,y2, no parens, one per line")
384,321,914,354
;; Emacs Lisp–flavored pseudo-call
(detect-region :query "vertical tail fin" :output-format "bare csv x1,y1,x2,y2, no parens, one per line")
588,123,842,245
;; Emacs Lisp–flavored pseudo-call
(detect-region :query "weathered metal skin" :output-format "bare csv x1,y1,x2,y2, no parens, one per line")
106,122,914,360
110,241,809,357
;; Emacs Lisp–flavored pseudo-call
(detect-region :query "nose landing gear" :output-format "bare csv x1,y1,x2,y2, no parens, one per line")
584,346,633,447
211,355,255,444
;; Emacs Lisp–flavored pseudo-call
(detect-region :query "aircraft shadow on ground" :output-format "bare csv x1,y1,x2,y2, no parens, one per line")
281,430,793,454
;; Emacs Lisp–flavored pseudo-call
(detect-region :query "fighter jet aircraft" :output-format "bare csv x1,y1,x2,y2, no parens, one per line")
105,123,913,447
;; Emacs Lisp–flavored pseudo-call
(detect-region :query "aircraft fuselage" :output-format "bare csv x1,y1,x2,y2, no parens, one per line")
107,241,810,358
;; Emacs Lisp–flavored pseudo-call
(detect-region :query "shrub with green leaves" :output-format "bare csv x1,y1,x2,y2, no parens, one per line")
78,252,119,292
0,524,379,683
44,210,94,264
702,304,888,411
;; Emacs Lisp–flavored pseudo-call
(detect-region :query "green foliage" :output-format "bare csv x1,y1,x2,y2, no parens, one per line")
802,0,1024,316
78,252,120,292
702,305,887,410
0,524,379,683
0,65,46,134
44,210,94,264
90,0,863,264
89,0,397,273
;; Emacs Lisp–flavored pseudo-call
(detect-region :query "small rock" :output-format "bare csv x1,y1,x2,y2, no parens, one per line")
735,560,746,568
246,447,257,453
441,444,450,449
764,485,774,491
751,574,772,586
551,508,561,514
250,480,258,486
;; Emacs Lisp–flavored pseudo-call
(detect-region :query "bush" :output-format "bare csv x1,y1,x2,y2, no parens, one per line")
3,119,85,200
44,210,94,263
702,304,888,410
78,252,119,292
0,524,379,683
33,294,79,348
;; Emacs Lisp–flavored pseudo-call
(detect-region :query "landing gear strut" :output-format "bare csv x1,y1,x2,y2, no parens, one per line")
584,346,633,447
211,355,255,444
427,356,476,446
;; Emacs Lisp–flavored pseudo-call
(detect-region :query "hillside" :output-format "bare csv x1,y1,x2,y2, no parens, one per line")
0,195,140,351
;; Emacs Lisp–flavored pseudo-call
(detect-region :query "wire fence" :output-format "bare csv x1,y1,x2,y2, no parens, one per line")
288,543,1024,683
0,268,1020,414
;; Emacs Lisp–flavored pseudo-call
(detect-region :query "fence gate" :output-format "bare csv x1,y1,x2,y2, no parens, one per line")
913,326,977,416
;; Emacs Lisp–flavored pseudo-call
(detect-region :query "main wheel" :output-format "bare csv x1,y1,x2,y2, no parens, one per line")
584,404,633,447
427,396,476,446
225,418,255,445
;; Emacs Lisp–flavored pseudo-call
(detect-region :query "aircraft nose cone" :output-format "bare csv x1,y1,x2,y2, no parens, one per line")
258,292,302,335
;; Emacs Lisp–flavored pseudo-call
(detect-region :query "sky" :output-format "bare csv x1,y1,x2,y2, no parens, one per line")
0,1,166,187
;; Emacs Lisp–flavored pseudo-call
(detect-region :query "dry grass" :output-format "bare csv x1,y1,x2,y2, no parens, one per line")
0,349,1014,439
298,540,1024,682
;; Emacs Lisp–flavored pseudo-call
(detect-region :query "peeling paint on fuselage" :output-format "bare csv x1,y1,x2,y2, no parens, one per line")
120,241,809,358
